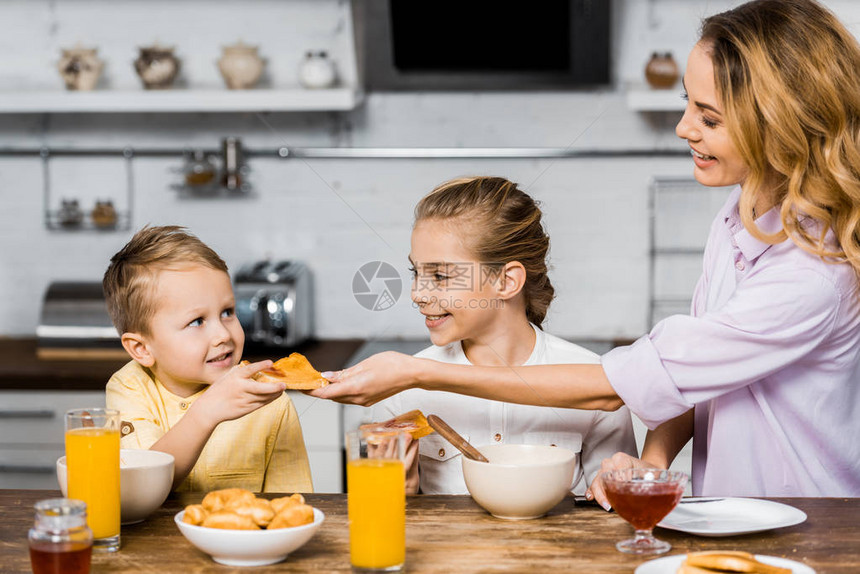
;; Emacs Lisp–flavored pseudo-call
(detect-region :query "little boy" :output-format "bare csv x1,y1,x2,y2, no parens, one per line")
103,225,313,493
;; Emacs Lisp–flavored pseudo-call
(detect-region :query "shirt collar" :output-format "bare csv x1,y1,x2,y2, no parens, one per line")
725,190,784,262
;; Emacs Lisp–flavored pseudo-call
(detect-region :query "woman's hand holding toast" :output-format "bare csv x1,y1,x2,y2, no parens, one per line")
308,351,418,406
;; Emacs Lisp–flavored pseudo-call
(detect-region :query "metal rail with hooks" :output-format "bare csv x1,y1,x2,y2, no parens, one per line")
0,146,691,160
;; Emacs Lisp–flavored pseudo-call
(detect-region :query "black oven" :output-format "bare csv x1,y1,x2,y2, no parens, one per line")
355,0,611,91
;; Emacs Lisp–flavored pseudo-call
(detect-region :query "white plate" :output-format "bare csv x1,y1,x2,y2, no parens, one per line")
658,497,806,537
635,553,815,574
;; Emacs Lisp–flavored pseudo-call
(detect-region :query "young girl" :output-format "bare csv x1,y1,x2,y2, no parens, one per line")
370,176,637,494
315,0,860,503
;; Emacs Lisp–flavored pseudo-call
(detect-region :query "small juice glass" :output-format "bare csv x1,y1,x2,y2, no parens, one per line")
64,408,121,552
346,428,407,573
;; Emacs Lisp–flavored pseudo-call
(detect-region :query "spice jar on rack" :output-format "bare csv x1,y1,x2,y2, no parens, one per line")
183,149,218,188
91,200,118,229
28,498,93,574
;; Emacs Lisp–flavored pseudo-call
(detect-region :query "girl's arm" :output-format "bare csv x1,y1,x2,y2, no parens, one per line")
313,351,623,411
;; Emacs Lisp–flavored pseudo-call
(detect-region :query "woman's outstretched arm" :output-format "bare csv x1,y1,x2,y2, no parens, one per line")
309,350,623,411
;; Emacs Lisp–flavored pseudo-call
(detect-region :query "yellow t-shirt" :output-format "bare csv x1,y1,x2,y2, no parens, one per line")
105,361,313,493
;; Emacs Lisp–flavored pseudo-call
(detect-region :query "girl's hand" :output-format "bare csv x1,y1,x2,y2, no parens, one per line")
193,360,286,427
586,452,663,511
307,351,419,406
404,436,420,494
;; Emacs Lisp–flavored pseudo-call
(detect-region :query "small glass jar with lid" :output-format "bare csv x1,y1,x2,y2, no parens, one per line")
28,498,93,574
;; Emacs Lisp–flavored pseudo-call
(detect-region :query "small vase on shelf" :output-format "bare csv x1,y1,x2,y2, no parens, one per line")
57,46,104,91
134,45,181,90
645,52,679,89
298,51,337,89
218,41,265,90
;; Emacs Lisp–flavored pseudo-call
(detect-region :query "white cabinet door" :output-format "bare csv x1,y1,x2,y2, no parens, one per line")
0,391,104,489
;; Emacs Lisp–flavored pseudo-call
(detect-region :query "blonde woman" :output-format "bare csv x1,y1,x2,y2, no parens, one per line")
313,0,860,503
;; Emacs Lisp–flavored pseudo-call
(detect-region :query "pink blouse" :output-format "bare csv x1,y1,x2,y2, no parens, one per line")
602,186,860,496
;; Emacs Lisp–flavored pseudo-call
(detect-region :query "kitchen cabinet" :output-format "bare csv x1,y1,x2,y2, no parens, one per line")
0,88,364,114
0,390,105,489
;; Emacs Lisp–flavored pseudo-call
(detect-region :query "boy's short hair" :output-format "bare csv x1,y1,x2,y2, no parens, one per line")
103,225,228,335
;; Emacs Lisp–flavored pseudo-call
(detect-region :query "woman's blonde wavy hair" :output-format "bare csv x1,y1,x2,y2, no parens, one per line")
701,0,860,276
414,176,555,327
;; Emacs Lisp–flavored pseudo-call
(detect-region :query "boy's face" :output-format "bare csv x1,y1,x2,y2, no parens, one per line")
142,264,244,392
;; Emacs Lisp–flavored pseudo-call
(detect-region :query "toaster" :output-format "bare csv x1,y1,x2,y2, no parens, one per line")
233,260,313,348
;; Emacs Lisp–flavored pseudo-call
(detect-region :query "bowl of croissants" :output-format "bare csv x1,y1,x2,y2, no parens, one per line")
174,488,324,566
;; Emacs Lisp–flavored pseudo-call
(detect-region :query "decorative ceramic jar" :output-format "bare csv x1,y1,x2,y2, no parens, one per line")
134,45,180,89
57,47,103,91
218,42,265,90
298,51,336,89
645,52,679,89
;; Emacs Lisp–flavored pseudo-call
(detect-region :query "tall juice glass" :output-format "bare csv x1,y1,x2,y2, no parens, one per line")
346,429,406,573
64,408,121,552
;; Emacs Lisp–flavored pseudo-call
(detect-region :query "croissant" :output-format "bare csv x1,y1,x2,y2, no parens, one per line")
187,490,314,531
201,488,255,512
269,503,315,529
227,497,276,528
271,493,305,514
201,510,260,530
182,504,208,526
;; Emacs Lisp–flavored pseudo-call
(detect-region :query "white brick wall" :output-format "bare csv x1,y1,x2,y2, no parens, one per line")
1,0,858,340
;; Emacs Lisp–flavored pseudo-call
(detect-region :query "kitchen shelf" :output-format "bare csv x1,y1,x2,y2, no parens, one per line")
626,85,685,112
0,88,364,113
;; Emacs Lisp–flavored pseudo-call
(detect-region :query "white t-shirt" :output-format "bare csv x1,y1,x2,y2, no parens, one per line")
372,324,638,494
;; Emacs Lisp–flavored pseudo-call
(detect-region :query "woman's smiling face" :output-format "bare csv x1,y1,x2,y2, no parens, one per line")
676,41,750,189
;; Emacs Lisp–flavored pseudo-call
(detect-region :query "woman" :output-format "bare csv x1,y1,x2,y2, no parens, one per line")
312,0,860,502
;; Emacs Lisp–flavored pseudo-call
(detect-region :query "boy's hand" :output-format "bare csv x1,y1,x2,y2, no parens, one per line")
193,360,286,427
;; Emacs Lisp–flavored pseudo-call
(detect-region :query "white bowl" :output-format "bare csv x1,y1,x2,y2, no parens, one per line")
174,507,325,566
462,444,578,520
57,448,175,525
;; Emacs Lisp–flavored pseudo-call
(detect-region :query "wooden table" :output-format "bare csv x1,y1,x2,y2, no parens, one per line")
1,490,858,573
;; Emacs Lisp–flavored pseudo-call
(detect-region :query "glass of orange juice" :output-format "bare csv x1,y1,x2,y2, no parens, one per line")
346,428,407,572
64,408,121,553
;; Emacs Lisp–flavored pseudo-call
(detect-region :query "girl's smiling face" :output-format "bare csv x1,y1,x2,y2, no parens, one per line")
676,42,750,189
409,220,504,347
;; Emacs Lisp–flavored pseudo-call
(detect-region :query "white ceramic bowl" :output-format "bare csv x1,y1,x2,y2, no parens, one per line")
57,448,174,524
462,444,578,520
174,507,325,566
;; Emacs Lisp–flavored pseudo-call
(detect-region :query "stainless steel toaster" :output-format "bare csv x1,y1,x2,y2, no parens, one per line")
233,260,313,347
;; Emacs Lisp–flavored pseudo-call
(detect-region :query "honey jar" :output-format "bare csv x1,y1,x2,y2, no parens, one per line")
29,498,93,574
